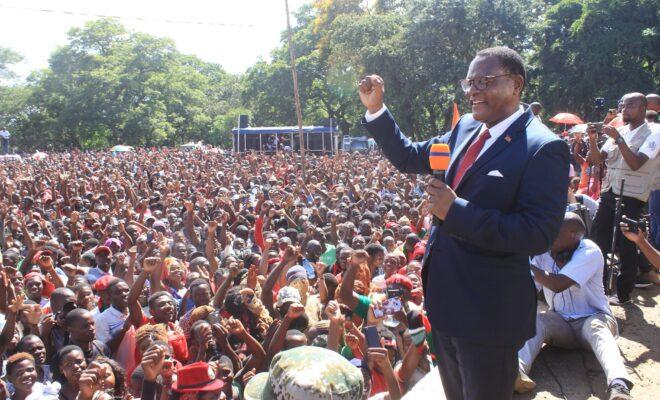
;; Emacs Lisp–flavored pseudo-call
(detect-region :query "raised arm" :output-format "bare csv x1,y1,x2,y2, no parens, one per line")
359,75,448,175
260,246,297,319
338,250,363,310
127,258,160,326
212,262,237,309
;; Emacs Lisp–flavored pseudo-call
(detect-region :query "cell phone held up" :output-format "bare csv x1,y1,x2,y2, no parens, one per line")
364,325,381,348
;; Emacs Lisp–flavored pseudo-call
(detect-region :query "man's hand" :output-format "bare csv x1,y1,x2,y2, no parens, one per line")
367,347,393,374
620,218,644,244
602,125,621,141
143,257,162,273
281,245,298,265
286,302,305,320
39,255,55,270
426,177,457,220
349,249,368,266
78,363,112,400
207,220,218,233
183,200,194,213
226,318,246,336
141,344,167,382
358,75,385,114
7,293,25,314
324,300,344,324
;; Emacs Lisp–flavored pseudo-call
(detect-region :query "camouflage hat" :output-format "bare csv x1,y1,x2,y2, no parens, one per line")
244,346,364,400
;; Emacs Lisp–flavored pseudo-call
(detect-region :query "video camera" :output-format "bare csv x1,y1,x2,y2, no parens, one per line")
594,97,605,109
621,216,648,233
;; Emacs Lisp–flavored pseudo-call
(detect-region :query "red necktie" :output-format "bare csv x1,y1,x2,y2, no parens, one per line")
451,129,491,189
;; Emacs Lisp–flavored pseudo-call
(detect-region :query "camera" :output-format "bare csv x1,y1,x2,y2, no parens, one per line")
587,122,604,134
594,97,605,108
621,216,647,233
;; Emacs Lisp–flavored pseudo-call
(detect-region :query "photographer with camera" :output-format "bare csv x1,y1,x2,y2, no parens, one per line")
588,92,660,305
620,217,660,275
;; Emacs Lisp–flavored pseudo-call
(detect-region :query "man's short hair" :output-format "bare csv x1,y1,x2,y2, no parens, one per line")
365,243,385,258
476,46,526,88
148,291,174,308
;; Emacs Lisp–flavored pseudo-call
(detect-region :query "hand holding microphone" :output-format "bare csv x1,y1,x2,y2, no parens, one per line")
427,143,456,221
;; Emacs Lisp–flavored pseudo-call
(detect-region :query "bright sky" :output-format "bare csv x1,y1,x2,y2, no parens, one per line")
0,0,310,80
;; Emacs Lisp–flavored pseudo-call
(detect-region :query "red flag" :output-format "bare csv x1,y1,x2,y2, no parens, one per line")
451,102,460,129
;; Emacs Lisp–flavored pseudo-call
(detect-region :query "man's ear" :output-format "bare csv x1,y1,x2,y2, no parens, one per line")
512,75,525,97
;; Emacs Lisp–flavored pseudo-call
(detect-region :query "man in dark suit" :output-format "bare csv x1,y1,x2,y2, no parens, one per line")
358,47,570,399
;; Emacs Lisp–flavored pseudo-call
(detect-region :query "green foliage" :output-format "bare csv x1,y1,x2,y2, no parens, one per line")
0,47,23,79
0,0,656,150
3,19,243,151
529,0,658,119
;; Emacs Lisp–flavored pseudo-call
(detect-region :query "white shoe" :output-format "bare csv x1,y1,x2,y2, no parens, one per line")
608,295,631,306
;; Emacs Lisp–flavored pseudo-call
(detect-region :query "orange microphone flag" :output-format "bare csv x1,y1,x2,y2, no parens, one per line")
451,102,460,130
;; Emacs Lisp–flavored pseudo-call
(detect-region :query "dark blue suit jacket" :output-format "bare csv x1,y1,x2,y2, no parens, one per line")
364,107,570,345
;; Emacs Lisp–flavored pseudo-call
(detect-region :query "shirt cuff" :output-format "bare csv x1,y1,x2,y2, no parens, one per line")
364,105,387,122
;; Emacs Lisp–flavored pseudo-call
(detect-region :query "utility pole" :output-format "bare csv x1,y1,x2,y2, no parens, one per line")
284,0,306,179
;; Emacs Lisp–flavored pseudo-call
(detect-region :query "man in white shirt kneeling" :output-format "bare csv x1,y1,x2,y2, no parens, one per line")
516,212,632,400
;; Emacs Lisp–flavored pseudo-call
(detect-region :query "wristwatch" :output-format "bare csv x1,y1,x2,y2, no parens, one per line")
615,136,625,145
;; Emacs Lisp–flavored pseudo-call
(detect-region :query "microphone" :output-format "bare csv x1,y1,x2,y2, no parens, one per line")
429,143,451,182
429,143,451,225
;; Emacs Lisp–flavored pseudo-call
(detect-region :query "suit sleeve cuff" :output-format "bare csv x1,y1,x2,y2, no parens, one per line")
364,105,388,122
443,197,470,236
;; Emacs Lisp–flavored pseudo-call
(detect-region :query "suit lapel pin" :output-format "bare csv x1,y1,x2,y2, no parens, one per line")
504,135,512,142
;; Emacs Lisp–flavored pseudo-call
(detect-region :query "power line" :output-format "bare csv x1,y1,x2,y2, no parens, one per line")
0,3,255,28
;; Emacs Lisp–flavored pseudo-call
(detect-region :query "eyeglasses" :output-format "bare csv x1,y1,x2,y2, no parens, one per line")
459,74,513,92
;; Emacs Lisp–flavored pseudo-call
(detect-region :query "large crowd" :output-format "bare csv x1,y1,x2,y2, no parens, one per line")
0,92,658,400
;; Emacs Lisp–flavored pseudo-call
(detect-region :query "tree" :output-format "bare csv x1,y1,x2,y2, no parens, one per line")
531,0,659,119
0,47,23,80
8,19,243,150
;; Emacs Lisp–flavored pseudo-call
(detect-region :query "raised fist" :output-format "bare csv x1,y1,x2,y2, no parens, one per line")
358,75,385,114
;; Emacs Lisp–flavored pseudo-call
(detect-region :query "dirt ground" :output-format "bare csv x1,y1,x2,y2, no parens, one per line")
515,286,659,400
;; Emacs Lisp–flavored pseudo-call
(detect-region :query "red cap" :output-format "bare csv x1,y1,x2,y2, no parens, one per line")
385,222,399,230
93,275,115,292
412,242,426,260
172,362,224,393
385,274,413,292
94,246,112,256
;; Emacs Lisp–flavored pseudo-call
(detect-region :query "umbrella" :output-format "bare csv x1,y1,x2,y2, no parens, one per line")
549,113,584,125
111,145,133,152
